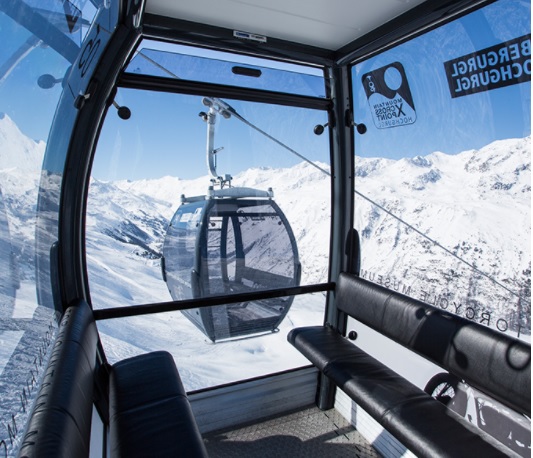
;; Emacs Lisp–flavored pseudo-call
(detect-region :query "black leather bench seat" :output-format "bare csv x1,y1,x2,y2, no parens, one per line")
109,351,208,458
19,301,208,458
289,326,514,457
18,301,99,458
288,273,530,458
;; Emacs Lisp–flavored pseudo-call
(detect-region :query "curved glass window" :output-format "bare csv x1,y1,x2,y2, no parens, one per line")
0,1,100,455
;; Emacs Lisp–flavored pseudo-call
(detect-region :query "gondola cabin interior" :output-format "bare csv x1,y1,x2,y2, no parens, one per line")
0,0,530,457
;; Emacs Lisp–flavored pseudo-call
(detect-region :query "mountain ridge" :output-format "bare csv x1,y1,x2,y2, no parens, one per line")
0,111,529,334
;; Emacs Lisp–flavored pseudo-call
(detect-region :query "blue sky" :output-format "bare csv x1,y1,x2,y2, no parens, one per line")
94,88,330,181
0,18,72,142
352,0,531,160
0,0,530,181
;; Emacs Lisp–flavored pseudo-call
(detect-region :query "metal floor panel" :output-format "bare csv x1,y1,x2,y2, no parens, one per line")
203,406,381,457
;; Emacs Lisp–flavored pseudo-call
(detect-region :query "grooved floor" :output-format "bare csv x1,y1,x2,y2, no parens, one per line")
203,407,381,457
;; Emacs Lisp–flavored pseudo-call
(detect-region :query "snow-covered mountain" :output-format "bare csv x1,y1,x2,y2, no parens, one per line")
0,115,53,458
84,137,531,337
0,111,530,397
0,113,45,171
0,115,45,285
0,116,531,458
352,137,531,333
0,107,530,335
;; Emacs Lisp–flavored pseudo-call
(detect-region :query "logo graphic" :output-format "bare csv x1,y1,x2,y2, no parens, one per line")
362,62,416,129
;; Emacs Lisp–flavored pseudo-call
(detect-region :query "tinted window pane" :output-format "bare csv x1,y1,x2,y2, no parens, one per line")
352,0,530,341
351,1,530,453
87,81,330,387
0,1,99,454
126,42,326,98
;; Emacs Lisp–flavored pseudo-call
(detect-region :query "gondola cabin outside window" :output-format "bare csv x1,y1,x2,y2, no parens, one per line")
86,45,331,390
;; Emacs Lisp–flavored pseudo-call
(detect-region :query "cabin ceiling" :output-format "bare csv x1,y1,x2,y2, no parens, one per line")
144,0,428,51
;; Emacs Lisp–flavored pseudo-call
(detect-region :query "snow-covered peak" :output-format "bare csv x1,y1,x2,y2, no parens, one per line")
0,113,45,171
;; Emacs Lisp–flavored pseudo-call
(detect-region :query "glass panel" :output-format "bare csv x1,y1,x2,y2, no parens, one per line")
88,90,330,307
0,1,99,455
126,41,326,98
96,292,327,391
352,0,530,340
87,75,330,385
351,0,530,453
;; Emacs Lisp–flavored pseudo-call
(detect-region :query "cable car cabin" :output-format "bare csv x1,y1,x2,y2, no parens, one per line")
0,1,530,458
163,192,300,341
162,94,301,342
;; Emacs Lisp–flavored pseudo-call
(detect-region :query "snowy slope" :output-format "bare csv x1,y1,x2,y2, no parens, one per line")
0,115,55,458
0,114,45,285
0,113,45,171
352,137,531,331
98,138,530,325
0,110,530,393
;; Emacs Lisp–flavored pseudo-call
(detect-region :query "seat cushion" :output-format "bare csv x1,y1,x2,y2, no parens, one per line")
109,351,208,458
18,300,98,458
288,325,514,458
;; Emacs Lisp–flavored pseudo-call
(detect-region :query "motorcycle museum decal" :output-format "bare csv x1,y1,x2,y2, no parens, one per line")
444,34,531,98
362,62,417,129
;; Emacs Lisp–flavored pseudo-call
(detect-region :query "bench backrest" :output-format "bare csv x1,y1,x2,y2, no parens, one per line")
336,272,531,416
19,300,98,458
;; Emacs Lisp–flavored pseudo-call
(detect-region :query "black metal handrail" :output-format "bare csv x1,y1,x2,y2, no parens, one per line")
93,282,335,320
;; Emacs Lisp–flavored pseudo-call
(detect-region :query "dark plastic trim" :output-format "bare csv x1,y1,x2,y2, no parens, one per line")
57,1,144,309
188,364,315,396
